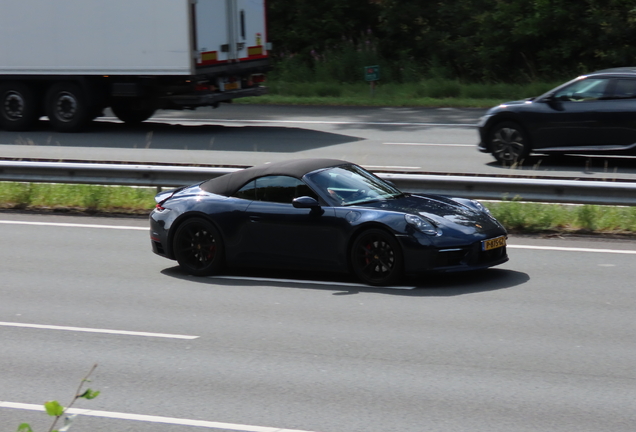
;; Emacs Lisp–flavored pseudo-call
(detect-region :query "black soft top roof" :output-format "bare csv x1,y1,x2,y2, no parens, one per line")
200,158,349,196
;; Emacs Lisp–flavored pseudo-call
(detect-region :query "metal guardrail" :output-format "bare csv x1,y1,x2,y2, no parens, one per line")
1,160,636,205
383,173,636,205
0,160,238,188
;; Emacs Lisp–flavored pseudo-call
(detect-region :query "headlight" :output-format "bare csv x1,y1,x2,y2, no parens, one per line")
405,214,438,235
470,200,491,215
469,200,499,221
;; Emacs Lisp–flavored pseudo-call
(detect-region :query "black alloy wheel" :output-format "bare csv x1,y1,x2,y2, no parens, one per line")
45,82,91,132
488,121,530,166
0,82,40,131
351,229,403,286
173,218,224,276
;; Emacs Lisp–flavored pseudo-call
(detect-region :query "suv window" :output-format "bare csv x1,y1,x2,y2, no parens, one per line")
234,175,317,204
553,78,610,102
610,79,636,99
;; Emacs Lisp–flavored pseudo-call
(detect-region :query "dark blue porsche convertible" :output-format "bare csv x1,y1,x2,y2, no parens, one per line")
150,159,508,285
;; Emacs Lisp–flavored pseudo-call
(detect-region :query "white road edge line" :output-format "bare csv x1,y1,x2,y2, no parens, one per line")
508,244,636,254
0,322,198,340
383,142,474,147
364,165,421,170
0,402,312,432
0,220,147,230
2,221,635,255
99,116,476,127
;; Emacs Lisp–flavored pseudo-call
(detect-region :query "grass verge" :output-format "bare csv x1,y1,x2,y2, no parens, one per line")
234,80,562,108
0,183,156,216
1,182,636,237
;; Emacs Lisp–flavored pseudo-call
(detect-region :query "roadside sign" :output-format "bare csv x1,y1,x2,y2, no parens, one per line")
364,65,380,82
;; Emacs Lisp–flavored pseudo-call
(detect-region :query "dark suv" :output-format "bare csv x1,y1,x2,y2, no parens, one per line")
478,67,636,165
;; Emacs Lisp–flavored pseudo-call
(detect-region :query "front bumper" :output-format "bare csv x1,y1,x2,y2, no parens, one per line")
399,234,509,275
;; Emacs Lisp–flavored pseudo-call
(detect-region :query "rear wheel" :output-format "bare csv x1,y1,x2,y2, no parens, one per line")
0,82,40,131
173,218,224,276
488,121,530,166
45,82,91,132
350,229,403,286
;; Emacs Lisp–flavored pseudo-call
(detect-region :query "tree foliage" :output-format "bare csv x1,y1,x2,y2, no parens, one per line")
267,0,636,83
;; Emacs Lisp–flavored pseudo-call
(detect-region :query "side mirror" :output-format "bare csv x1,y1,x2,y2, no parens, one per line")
292,196,320,209
540,93,555,103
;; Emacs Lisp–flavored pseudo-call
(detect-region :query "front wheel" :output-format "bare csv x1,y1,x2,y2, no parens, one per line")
350,229,403,286
173,218,224,276
488,121,530,166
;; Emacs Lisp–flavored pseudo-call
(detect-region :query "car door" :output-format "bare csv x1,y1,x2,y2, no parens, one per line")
531,77,611,148
594,78,636,147
235,175,346,271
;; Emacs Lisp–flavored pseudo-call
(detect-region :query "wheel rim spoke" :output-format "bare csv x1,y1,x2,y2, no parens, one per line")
357,238,394,279
177,224,216,269
492,127,525,162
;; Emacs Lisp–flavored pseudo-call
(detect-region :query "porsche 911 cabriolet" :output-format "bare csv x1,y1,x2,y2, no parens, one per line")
150,159,508,285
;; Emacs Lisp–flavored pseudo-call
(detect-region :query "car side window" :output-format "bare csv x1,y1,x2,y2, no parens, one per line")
610,79,636,99
553,78,610,102
234,180,257,200
235,176,317,204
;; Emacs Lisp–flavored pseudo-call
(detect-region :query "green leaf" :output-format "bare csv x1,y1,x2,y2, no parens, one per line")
17,423,34,432
44,400,65,417
79,388,100,400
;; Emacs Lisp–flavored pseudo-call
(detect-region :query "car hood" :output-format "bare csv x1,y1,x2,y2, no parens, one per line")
502,98,533,105
486,98,535,115
359,194,503,235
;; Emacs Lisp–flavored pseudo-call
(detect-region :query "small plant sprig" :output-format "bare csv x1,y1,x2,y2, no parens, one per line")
17,364,100,432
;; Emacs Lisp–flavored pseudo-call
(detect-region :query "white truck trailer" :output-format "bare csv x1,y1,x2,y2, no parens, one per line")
0,0,270,132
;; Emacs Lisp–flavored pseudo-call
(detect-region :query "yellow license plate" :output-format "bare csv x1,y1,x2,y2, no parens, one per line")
224,81,240,91
482,236,506,251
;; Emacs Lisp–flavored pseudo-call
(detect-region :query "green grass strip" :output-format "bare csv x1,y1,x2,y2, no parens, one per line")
1,182,636,236
234,79,562,108
0,182,156,215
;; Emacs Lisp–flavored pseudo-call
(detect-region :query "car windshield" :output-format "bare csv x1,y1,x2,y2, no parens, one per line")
305,164,403,206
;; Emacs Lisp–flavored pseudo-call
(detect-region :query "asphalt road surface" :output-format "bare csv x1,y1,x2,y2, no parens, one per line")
1,105,636,180
1,212,635,432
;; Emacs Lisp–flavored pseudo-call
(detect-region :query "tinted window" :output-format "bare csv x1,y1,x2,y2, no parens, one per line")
553,78,609,101
611,79,636,99
234,180,257,200
234,176,317,203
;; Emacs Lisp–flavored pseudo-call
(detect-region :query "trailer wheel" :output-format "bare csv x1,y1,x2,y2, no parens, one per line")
45,82,91,132
0,82,40,131
111,100,156,124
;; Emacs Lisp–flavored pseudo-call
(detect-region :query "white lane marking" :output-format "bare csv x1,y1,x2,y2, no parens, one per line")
384,142,473,147
2,220,635,255
0,402,313,432
0,220,147,230
0,322,198,340
508,245,636,254
100,116,476,128
364,165,421,170
213,276,415,290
